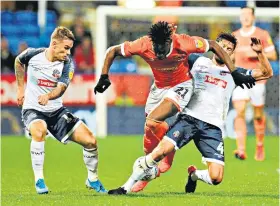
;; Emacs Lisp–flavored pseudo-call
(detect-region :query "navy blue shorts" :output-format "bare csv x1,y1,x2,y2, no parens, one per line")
165,114,224,165
22,107,81,144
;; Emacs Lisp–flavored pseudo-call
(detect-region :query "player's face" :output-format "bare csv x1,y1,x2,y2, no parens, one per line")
153,41,171,60
240,8,255,27
215,39,235,64
53,39,73,61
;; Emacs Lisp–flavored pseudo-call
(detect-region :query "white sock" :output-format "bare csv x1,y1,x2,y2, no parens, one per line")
83,148,98,182
122,176,138,193
145,154,158,167
191,169,213,185
122,155,157,192
30,140,45,182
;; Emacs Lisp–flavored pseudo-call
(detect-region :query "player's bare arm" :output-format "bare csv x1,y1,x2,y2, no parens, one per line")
94,45,122,94
208,40,235,72
14,57,25,106
250,38,273,80
38,84,67,106
102,45,123,75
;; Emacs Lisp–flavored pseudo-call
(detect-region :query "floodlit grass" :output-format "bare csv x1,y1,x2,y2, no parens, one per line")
1,136,279,206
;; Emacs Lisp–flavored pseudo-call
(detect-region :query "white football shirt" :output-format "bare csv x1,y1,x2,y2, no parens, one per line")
183,54,236,130
18,48,74,112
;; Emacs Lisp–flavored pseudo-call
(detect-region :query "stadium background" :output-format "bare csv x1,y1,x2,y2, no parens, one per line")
1,0,279,137
1,1,279,206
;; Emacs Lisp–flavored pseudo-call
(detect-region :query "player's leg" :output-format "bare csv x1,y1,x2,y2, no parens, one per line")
232,86,250,160
22,109,49,194
250,83,266,161
146,80,193,173
131,115,195,193
70,122,106,192
109,115,194,195
186,121,224,193
113,139,176,195
47,108,106,193
233,100,248,159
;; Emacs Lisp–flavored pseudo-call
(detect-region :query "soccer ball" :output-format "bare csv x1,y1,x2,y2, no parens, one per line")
133,157,159,182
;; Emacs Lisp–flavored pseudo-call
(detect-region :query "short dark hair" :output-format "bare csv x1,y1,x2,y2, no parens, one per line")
216,32,238,50
148,21,172,44
241,6,255,15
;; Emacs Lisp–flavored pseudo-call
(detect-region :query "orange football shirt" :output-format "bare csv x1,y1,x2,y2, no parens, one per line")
121,34,209,88
233,26,275,70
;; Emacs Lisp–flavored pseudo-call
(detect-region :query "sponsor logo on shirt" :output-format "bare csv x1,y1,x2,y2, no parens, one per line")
37,79,57,87
153,66,177,71
173,54,187,61
205,75,227,88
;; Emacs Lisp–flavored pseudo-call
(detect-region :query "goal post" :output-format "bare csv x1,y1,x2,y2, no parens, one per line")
95,6,279,137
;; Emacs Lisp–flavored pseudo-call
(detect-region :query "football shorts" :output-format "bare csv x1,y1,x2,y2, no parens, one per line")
164,114,225,165
145,79,194,115
22,107,81,144
232,83,266,106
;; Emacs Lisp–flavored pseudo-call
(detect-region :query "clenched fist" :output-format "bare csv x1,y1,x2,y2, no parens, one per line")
38,94,50,106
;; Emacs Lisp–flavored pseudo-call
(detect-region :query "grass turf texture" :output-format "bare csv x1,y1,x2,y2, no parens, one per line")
1,136,279,206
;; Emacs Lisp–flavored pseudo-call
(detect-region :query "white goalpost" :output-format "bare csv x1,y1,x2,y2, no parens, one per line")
95,6,279,137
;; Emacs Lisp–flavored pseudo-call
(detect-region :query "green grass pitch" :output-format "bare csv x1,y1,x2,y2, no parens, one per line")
1,135,279,206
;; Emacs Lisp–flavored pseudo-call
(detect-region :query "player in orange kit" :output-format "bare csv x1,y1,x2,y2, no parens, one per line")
94,21,247,191
232,7,277,161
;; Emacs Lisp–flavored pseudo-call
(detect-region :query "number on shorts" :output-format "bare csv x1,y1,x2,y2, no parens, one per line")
217,142,224,155
174,87,189,99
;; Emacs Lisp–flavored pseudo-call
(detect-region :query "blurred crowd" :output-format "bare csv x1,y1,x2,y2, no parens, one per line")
1,0,279,74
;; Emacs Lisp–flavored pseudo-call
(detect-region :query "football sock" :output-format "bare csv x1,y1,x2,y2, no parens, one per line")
254,116,266,146
146,154,158,167
191,170,213,185
234,116,247,153
122,155,157,192
30,140,45,182
143,121,169,154
159,150,175,173
122,177,138,193
83,148,98,182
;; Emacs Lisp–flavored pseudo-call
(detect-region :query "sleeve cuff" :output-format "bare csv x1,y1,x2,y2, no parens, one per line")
264,45,275,53
204,39,209,52
120,43,126,57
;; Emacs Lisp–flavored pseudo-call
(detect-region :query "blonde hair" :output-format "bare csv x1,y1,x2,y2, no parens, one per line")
51,26,75,41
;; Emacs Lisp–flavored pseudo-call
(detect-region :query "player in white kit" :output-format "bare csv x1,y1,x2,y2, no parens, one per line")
15,26,107,194
107,33,273,195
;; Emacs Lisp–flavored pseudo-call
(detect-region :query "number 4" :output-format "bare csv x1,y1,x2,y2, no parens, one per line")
217,142,224,155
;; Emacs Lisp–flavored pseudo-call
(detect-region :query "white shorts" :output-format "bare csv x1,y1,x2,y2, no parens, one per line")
145,80,194,115
231,83,266,106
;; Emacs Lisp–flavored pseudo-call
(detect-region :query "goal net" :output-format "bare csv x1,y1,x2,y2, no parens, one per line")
95,6,279,137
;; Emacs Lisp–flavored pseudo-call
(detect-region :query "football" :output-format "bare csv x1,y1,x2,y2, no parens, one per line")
133,157,159,181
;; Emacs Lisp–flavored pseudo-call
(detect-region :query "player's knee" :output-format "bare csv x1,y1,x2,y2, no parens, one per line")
30,122,47,141
145,119,158,132
209,171,223,185
236,110,246,118
212,178,222,185
84,135,97,149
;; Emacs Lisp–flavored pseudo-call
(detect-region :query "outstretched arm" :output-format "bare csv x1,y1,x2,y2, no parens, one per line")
208,40,235,72
101,45,123,75
94,45,123,94
250,38,273,81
